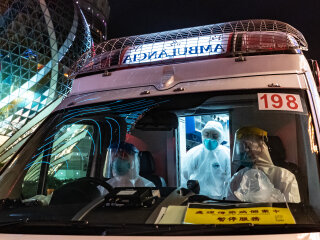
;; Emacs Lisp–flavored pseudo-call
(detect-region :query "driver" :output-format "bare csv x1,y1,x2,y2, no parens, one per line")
227,126,300,203
106,142,155,188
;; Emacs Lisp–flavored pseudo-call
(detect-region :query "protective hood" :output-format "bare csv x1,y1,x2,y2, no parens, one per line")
254,141,274,166
232,126,274,171
201,121,224,144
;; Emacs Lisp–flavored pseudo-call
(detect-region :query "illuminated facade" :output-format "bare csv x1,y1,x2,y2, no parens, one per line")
77,0,109,42
0,0,93,163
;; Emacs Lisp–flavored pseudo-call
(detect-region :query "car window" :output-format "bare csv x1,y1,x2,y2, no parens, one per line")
21,123,95,199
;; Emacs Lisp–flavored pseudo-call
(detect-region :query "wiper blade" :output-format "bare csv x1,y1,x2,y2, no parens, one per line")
0,198,24,210
0,218,29,227
0,219,114,229
0,220,318,235
185,195,246,204
106,224,320,236
0,219,126,235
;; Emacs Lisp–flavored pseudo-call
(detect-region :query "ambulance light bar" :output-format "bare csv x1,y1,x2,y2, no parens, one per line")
71,19,308,77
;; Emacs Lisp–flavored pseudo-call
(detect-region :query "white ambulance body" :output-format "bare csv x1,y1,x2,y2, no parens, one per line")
0,19,319,239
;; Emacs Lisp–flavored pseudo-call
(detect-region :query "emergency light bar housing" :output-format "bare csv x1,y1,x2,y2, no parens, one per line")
71,19,308,78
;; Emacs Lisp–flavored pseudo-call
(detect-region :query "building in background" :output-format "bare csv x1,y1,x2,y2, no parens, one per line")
0,0,107,166
76,0,109,43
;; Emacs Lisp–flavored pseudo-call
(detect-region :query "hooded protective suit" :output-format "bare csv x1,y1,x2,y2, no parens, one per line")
107,153,155,188
227,127,300,203
182,121,230,199
100,142,155,195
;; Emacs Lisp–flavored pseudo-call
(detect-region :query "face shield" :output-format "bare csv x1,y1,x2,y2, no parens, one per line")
232,127,268,171
105,142,139,179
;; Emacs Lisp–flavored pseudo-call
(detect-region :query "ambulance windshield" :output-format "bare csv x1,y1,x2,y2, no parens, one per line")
0,89,319,234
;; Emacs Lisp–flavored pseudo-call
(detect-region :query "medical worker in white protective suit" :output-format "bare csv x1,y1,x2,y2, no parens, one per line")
101,142,155,193
182,121,231,199
227,127,300,203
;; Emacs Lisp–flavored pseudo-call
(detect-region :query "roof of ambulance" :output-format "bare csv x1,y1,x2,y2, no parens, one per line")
54,19,309,111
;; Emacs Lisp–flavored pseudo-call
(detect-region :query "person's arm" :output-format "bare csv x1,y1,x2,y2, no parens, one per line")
223,150,232,198
281,170,301,203
181,149,196,186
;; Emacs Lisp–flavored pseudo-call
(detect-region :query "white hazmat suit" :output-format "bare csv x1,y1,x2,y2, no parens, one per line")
107,153,155,188
227,127,300,203
100,142,155,195
182,121,231,199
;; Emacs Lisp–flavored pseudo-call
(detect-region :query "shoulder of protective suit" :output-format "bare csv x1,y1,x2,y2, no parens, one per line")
274,166,297,180
217,145,230,155
232,167,249,179
186,144,203,155
136,176,156,187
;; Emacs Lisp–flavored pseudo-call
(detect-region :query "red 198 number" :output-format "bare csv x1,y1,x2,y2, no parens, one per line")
260,94,298,110
286,95,298,109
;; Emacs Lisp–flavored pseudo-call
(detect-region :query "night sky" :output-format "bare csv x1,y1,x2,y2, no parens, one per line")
107,0,320,60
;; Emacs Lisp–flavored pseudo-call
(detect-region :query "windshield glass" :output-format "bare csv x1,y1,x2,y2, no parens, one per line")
0,89,319,234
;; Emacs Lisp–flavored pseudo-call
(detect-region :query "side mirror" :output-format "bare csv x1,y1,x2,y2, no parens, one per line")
308,59,320,93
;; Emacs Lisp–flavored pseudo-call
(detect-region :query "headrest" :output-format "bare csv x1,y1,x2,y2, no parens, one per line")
139,151,155,174
110,142,139,154
266,136,286,164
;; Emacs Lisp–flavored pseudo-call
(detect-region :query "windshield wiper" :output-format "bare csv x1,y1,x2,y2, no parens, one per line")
103,224,320,236
0,218,29,228
0,220,318,235
0,219,125,235
0,198,24,210
0,219,110,230
184,195,246,204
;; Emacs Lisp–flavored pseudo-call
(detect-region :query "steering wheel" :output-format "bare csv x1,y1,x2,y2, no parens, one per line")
50,177,114,205
76,177,114,192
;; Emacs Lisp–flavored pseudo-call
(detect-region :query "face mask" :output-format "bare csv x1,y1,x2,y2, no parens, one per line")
203,139,219,150
113,158,131,176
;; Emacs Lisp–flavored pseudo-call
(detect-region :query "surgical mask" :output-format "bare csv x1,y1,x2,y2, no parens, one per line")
203,139,219,150
113,158,131,176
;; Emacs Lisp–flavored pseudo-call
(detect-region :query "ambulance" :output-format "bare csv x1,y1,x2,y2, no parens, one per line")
0,19,319,239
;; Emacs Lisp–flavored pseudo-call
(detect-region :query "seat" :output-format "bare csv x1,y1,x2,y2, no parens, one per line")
139,151,166,187
266,136,305,202
267,136,298,175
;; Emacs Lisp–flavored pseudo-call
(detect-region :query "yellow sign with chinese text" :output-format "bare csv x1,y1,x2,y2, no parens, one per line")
184,206,295,224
